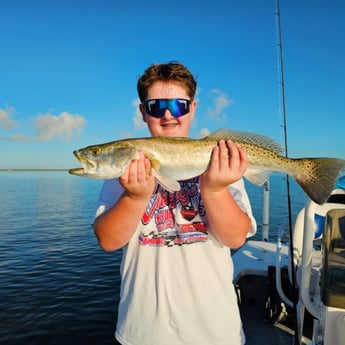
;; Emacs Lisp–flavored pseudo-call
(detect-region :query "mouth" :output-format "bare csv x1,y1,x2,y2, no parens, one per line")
73,150,82,160
69,150,96,176
161,122,178,127
69,167,85,176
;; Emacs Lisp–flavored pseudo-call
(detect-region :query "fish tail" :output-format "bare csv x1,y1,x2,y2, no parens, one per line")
294,158,345,204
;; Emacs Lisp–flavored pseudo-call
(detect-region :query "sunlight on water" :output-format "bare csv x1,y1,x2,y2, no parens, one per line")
0,172,121,345
0,172,307,344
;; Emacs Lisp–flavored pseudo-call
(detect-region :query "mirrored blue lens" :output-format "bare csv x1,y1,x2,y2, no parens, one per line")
144,98,191,118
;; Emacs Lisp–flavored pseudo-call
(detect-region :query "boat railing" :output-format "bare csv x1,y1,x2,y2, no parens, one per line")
274,189,345,344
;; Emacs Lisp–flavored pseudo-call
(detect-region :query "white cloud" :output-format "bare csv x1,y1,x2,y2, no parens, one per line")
10,133,27,141
132,98,146,130
206,89,233,122
0,106,18,129
35,111,86,142
199,128,210,138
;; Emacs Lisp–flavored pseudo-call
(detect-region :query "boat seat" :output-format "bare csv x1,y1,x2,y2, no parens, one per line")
288,189,345,291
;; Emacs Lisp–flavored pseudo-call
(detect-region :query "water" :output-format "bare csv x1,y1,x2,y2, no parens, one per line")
0,172,307,344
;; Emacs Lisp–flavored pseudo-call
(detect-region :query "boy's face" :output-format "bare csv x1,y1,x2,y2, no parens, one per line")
140,81,196,138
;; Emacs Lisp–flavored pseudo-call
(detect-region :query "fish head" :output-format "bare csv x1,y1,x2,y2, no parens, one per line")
69,141,139,179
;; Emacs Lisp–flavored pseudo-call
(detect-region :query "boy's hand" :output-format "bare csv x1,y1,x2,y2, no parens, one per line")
200,140,248,192
119,150,155,199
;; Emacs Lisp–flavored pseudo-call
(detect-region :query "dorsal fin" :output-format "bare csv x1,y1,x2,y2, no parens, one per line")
203,129,283,154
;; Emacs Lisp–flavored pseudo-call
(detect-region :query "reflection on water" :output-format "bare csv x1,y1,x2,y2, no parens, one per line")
0,172,121,345
0,172,306,344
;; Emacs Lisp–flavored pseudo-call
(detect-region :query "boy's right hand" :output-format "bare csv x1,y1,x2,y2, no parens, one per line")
119,150,156,200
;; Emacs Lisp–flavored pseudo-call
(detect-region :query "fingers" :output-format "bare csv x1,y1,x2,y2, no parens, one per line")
236,143,249,174
223,140,248,174
143,152,153,177
120,151,152,186
128,151,151,182
223,140,238,170
118,150,155,198
209,140,247,177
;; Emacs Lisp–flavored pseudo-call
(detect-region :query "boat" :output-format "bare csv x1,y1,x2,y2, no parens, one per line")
234,179,345,345
233,2,345,344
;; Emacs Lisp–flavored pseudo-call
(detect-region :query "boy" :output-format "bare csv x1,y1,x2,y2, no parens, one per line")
93,61,256,345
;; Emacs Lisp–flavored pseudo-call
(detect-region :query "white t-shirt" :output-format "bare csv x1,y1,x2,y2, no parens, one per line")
95,177,256,345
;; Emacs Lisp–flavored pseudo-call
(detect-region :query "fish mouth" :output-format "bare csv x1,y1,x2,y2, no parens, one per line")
68,150,96,176
69,167,85,176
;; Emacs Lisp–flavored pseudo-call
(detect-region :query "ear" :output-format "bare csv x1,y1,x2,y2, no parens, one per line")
189,100,197,121
139,103,147,123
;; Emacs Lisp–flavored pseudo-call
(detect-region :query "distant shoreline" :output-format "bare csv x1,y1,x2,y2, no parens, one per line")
0,169,69,172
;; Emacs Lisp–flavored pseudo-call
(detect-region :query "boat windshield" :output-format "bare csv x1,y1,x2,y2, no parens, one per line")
321,209,345,309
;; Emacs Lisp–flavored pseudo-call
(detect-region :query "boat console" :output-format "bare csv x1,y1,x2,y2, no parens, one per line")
316,208,345,344
285,189,345,344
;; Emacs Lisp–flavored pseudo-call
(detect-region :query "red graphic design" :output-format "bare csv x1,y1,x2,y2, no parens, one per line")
181,206,198,221
139,179,209,247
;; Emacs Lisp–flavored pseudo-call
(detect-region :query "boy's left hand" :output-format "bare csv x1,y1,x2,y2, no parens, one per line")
200,140,248,192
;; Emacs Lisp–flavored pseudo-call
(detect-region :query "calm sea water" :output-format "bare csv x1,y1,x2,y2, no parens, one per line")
0,171,307,345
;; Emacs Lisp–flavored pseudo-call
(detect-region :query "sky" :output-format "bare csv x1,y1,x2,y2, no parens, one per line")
0,0,344,169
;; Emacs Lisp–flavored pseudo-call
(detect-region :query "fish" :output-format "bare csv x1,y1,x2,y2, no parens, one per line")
69,129,345,205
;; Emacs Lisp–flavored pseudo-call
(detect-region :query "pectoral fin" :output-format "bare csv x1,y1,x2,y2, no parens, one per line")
154,173,181,192
244,169,271,186
151,158,181,192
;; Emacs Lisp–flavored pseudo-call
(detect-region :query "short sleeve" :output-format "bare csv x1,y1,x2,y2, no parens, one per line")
94,178,124,219
229,179,257,237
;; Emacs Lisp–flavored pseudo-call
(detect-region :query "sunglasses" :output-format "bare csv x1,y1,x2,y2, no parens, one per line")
144,98,191,118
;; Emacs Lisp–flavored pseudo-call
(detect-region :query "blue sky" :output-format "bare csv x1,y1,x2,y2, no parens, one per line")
0,0,344,169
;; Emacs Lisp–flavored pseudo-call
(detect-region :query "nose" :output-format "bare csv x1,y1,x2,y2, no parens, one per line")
162,109,174,119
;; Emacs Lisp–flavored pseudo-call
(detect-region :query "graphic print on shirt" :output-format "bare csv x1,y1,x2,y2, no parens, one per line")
139,178,209,247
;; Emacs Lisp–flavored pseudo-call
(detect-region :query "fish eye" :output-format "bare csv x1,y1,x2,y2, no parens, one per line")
90,147,101,156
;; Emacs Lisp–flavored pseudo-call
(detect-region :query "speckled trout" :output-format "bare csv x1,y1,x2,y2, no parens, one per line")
69,129,345,205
